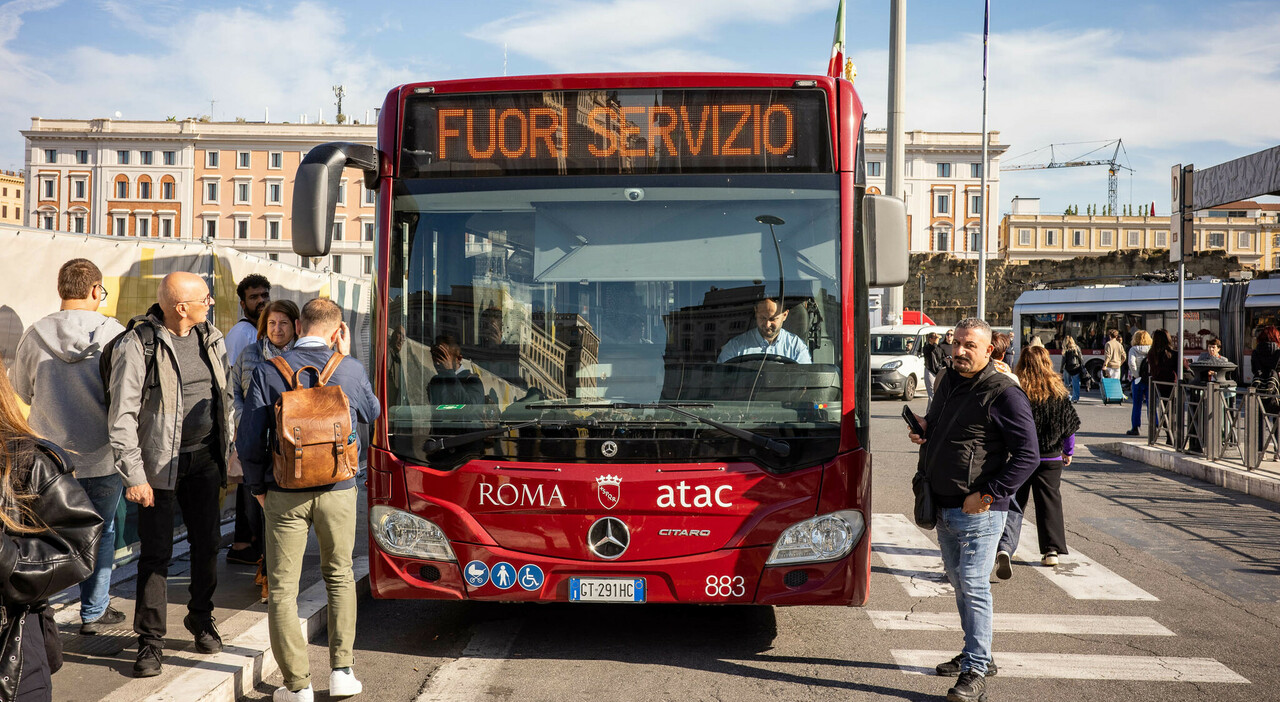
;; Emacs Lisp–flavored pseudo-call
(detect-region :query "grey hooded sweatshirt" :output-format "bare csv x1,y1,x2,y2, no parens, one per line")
9,310,126,479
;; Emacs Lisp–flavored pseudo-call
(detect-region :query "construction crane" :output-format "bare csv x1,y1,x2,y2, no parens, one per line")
1001,139,1133,215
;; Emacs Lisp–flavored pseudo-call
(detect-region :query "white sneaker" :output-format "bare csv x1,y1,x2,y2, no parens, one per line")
273,685,314,702
330,667,363,697
1041,551,1059,567
994,551,1013,580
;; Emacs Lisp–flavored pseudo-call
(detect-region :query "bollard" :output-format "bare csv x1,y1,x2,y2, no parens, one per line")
1244,388,1259,469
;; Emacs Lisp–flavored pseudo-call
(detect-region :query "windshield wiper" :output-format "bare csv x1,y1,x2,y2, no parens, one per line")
422,418,598,455
526,401,714,410
525,401,790,458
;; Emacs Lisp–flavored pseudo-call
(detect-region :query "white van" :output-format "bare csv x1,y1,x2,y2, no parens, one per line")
869,324,953,399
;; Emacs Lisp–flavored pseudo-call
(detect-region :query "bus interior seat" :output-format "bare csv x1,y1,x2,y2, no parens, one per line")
781,299,836,365
427,374,486,406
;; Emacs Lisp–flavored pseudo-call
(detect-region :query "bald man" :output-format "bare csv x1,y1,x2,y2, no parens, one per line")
106,271,234,678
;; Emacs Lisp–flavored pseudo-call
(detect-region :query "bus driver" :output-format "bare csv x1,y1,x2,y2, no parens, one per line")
718,299,812,364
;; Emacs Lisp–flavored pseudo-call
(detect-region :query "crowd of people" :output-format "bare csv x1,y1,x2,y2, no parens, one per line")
1045,323,1280,441
4,260,374,701
14,262,1280,702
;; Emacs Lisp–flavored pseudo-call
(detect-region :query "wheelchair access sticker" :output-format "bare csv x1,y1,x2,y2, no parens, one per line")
517,564,545,591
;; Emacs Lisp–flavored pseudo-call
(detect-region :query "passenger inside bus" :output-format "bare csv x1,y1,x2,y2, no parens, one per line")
426,335,487,406
717,298,812,364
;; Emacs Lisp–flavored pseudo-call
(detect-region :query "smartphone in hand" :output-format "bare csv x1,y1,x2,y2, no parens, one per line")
902,405,925,437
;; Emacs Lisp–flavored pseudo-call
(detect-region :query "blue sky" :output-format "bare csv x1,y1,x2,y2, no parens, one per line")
3,0,1278,215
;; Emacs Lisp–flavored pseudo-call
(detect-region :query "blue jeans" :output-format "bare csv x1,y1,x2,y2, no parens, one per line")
936,506,1006,676
1131,380,1148,430
78,474,123,622
1068,372,1081,402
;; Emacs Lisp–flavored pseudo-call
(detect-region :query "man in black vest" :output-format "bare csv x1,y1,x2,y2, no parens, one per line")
907,318,1038,702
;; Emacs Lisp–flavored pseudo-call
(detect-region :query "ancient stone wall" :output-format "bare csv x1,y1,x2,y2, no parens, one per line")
908,250,1247,325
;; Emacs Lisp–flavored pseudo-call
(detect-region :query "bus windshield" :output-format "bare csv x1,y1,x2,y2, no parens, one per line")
386,173,842,469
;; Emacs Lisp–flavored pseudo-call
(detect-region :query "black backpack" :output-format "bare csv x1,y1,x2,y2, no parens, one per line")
99,315,160,409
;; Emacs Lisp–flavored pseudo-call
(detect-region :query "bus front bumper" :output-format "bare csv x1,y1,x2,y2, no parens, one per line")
366,539,861,606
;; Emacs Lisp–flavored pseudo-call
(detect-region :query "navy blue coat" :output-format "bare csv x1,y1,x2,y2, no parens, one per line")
237,343,380,494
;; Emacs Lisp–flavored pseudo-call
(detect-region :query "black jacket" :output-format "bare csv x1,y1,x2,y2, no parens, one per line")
922,343,945,374
1252,341,1280,380
919,363,1040,510
0,438,103,701
1062,348,1084,375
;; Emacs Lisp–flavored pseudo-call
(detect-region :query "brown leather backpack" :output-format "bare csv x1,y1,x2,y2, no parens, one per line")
268,354,360,489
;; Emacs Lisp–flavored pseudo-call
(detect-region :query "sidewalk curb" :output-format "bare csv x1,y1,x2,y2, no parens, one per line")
1093,441,1280,505
160,557,371,702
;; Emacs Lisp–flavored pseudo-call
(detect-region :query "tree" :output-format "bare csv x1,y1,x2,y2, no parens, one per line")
333,84,347,125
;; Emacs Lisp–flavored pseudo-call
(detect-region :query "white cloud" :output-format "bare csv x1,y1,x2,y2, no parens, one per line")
848,11,1280,210
471,0,830,72
0,1,417,167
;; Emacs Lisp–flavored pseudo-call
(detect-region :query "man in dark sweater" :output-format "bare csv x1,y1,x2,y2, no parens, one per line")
238,299,379,701
907,317,1039,702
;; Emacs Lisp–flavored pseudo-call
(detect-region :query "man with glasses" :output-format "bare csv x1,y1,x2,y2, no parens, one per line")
11,259,126,635
106,271,234,678
224,274,271,567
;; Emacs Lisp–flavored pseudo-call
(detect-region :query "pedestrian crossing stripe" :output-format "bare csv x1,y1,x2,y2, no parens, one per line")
867,611,1175,636
871,513,1157,601
870,513,953,597
1011,526,1158,601
890,650,1250,683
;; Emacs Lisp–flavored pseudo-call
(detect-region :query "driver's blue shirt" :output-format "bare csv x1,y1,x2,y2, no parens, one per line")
718,327,812,364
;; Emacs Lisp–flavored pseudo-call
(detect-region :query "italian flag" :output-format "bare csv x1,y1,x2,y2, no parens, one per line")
827,0,849,80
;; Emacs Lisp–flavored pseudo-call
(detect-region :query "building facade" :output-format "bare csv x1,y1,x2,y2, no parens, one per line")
998,197,1279,269
0,170,21,225
863,130,1008,258
21,118,376,273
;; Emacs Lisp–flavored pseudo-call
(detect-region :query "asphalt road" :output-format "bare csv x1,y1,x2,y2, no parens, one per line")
243,393,1280,702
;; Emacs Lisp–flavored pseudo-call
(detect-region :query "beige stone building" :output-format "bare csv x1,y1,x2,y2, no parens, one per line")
0,170,22,225
863,130,1009,258
21,118,376,273
998,197,1280,269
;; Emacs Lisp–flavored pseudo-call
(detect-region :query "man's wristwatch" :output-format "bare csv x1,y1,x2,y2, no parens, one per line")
979,494,994,507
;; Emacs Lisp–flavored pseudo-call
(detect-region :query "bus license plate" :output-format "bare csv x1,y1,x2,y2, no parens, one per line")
568,577,646,602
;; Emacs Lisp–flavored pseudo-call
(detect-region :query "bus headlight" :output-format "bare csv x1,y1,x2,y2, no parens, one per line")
370,505,456,562
765,510,865,565
881,360,902,370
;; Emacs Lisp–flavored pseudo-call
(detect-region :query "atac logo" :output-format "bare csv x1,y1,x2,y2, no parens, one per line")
595,474,622,510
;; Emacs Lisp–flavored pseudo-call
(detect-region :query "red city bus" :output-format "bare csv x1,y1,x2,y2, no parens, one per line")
291,73,906,606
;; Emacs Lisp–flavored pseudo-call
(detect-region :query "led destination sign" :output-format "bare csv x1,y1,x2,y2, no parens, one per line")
401,88,832,177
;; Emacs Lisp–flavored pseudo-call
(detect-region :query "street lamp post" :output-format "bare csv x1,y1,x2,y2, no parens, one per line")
919,272,925,321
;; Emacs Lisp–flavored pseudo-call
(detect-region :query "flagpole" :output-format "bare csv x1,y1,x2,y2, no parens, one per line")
976,0,990,321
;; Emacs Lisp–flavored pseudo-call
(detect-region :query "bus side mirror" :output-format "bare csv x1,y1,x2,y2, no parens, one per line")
862,194,908,287
292,142,379,257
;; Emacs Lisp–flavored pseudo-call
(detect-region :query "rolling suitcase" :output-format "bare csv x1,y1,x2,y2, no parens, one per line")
1101,377,1125,405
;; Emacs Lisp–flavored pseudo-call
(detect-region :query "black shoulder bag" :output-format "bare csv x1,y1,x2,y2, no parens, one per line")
912,464,936,530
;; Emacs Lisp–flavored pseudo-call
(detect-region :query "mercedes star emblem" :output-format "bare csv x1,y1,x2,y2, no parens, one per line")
601,440,619,458
587,517,630,560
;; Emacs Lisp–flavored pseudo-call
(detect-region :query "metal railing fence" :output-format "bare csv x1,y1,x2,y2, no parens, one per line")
1148,380,1280,471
